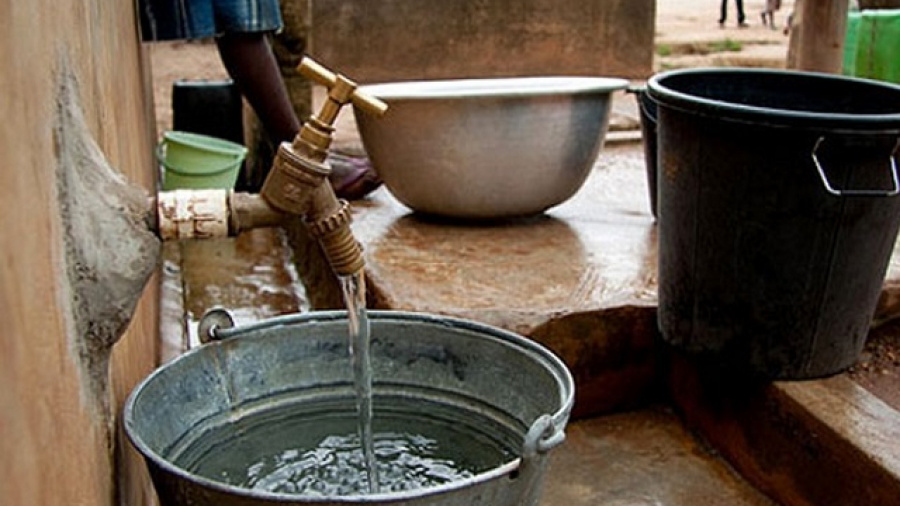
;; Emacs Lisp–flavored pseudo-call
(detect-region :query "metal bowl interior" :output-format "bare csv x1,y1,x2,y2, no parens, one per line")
355,76,629,220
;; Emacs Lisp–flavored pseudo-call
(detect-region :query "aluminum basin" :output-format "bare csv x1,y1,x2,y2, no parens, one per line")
354,76,629,220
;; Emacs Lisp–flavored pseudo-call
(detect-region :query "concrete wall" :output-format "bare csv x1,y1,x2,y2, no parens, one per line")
0,2,159,505
309,0,655,83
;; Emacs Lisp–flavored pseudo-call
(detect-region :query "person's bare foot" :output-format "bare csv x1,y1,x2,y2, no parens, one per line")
328,152,382,200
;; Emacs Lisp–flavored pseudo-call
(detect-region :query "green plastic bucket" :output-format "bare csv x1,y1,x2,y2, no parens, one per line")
157,131,248,190
845,9,900,84
843,12,861,76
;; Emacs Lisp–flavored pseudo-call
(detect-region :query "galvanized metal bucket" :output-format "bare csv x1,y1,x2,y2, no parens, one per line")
124,311,574,505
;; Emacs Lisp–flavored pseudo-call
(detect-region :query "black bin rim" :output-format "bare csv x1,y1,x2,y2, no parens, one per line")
647,67,900,132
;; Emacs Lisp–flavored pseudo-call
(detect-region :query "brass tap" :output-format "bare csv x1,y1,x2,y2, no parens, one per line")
260,57,387,277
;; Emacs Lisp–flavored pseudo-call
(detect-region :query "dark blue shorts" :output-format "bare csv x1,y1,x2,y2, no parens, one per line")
139,0,283,41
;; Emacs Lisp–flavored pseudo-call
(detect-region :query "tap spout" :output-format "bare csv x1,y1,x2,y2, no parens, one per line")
259,57,387,277
261,141,364,276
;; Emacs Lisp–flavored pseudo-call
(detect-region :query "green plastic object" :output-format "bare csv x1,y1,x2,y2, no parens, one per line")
845,9,900,83
157,131,248,190
843,12,861,76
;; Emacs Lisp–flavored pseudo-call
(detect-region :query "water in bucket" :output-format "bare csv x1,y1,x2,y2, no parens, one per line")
169,396,518,496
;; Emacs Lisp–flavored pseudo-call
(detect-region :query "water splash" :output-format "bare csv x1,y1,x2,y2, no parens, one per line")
177,399,512,496
340,271,380,494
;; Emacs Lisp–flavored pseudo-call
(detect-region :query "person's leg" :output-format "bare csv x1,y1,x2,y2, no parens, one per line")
213,0,380,198
216,33,300,144
736,0,747,25
720,0,728,25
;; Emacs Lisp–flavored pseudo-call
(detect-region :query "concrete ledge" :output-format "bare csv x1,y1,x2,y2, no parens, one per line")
669,356,900,506
530,307,661,419
778,377,900,502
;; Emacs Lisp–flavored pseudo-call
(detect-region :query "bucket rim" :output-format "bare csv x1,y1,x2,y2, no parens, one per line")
156,141,245,177
162,130,249,157
210,310,575,430
647,67,900,131
159,156,243,176
123,310,575,503
358,76,630,101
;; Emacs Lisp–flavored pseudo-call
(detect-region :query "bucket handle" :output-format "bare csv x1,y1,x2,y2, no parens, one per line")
517,414,566,478
198,308,571,459
811,136,900,197
155,141,164,164
522,414,566,458
197,307,236,343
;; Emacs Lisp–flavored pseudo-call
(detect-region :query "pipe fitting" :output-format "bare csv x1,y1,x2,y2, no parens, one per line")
255,56,387,278
260,141,331,216
154,189,284,241
150,59,383,283
306,199,365,276
155,189,229,240
260,139,365,277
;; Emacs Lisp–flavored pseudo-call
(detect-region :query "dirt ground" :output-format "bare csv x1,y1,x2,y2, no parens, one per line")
848,320,900,409
148,40,228,139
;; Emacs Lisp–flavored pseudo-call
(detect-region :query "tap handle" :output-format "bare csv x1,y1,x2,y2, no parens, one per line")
299,57,388,118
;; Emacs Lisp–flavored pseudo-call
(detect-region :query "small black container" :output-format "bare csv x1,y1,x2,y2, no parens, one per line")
629,86,659,218
172,79,244,145
649,68,900,379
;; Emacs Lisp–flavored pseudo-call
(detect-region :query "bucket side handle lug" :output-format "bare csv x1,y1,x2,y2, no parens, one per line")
811,136,900,197
197,307,236,343
522,413,566,460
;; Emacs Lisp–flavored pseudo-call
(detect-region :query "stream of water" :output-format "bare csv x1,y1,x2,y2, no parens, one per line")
172,272,517,495
340,271,380,494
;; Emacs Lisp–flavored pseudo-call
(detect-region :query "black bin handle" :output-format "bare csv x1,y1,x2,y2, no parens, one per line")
812,136,900,197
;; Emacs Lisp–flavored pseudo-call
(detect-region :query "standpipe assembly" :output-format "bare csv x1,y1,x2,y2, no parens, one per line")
152,57,388,277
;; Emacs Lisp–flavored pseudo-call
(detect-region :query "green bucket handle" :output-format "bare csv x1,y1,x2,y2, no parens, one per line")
811,136,900,197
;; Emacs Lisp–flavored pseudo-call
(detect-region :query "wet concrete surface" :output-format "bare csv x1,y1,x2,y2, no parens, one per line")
162,135,900,505
544,407,775,506
352,143,658,330
160,228,307,360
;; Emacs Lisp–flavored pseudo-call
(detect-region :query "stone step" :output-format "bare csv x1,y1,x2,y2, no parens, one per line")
544,407,775,505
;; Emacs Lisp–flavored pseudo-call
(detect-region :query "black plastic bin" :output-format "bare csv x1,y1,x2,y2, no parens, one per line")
629,86,659,218
171,79,252,190
172,79,243,145
648,68,900,379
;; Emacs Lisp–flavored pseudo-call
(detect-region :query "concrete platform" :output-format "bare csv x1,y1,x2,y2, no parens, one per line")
544,407,775,505
155,1,900,502
162,137,900,505
163,229,780,505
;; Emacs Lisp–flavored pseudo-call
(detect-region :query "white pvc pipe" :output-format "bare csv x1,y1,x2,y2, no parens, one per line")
156,189,230,241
